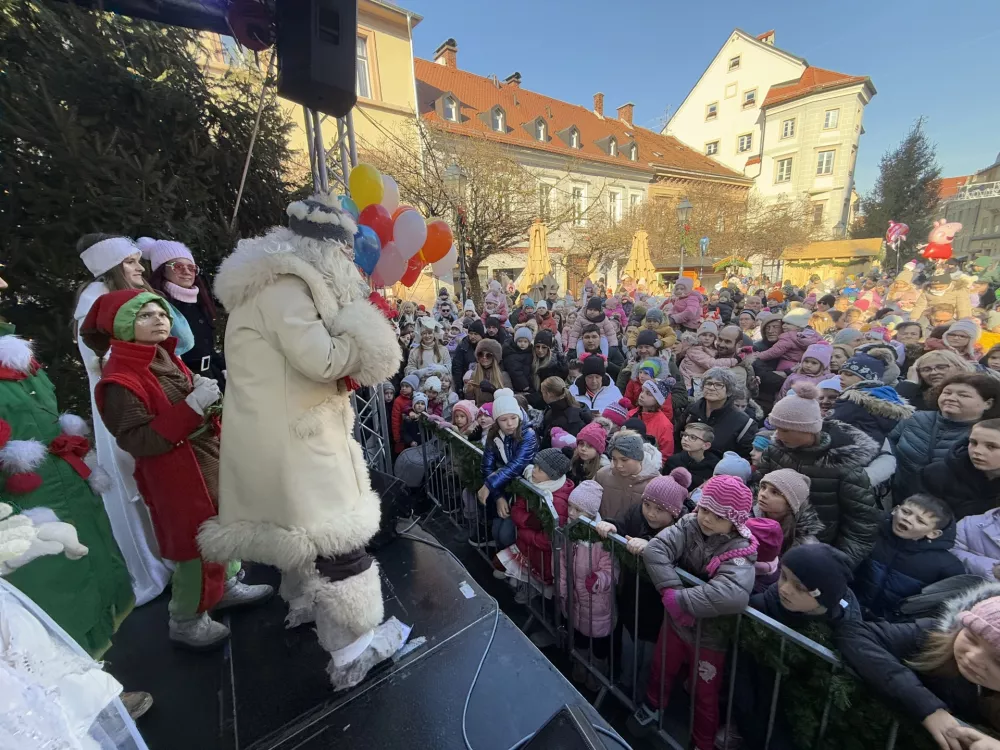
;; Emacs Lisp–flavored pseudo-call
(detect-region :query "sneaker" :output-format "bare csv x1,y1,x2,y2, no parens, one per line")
120,691,153,721
214,578,274,611
491,555,507,580
169,613,231,650
626,704,660,737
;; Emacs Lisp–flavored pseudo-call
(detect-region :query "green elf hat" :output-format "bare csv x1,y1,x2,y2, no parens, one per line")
80,289,172,355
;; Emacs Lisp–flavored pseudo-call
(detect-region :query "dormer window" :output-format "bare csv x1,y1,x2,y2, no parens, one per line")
569,128,580,149
535,119,547,141
491,106,505,133
608,137,618,157
628,144,638,161
443,96,458,122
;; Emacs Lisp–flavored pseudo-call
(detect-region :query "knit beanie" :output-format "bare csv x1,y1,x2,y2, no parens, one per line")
645,308,664,324
674,277,692,293
782,544,854,613
697,475,758,574
137,237,196,273
642,378,668,406
769,382,823,434
841,353,885,382
746,517,783,564
401,374,420,391
451,400,477,426
478,403,493,418
485,316,501,329
713,451,752,483
534,448,572,481
79,236,141,278
864,325,891,343
568,480,603,516
550,426,577,450
698,320,718,336
959,598,1000,658
818,376,843,392
576,422,607,454
832,328,864,346
534,329,555,348
515,326,533,343
761,468,812,514
521,296,535,309
752,434,771,452
782,308,812,329
413,392,428,407
581,354,607,378
467,320,486,336
423,375,442,393
602,398,632,427
464,299,477,313
739,309,757,322
609,429,645,462
636,329,659,348
638,358,663,378
947,318,981,343
438,287,450,299
623,417,647,437
491,388,520,420
802,342,832,368
643,468,692,518
586,297,604,312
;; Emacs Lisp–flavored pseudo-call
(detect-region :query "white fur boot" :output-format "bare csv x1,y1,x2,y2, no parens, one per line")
325,617,408,691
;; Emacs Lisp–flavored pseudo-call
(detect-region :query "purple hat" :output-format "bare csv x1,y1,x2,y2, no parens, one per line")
569,480,603,516
643,468,692,517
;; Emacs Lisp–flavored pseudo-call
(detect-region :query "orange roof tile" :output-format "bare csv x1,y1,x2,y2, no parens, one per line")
745,155,761,166
938,175,970,201
414,59,747,182
761,66,871,108
756,30,775,41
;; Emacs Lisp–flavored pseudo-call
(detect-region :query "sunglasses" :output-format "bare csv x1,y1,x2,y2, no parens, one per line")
165,261,198,274
478,352,494,359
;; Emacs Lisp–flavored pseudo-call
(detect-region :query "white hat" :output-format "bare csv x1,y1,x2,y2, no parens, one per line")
80,237,141,278
491,388,520,420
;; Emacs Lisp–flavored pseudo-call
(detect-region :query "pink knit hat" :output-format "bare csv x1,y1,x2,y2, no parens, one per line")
451,400,477,429
643,468,692,518
746,517,783,564
569,480,603,516
802,342,832,369
768,382,823,434
602,398,632,427
137,237,195,273
960,597,1000,657
697,475,759,575
576,422,607,454
478,403,493,418
760,468,811,514
550,426,577,450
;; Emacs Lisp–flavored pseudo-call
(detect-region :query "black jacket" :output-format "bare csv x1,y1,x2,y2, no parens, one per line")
580,343,625,381
606,503,665,642
502,341,534,393
451,337,478,398
168,297,226,387
755,420,881,568
894,379,932,412
540,400,593,449
853,516,964,620
923,441,1000,521
526,349,570,409
400,415,421,448
831,383,914,446
708,300,735,324
751,582,861,630
678,396,756,459
664,451,719,489
752,342,786,415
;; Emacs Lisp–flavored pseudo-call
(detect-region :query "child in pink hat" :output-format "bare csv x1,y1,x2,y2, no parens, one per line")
777,341,833,401
569,422,609,485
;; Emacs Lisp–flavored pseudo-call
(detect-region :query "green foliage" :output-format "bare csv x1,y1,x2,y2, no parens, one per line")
0,1,293,412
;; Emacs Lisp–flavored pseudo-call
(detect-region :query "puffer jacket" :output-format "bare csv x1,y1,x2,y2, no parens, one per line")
596,442,663,520
752,503,824,554
679,345,739,391
678,396,756,459
559,539,615,637
752,583,861,629
832,382,915,445
481,427,538,505
853,516,964,620
451,337,477,398
565,311,618,349
569,375,624,413
540,399,593,448
755,328,821,372
923,442,1000,521
604,503,669,641
617,355,687,416
666,291,704,330
502,341,534,393
643,514,756,650
510,477,574,584
894,378,934,412
954,507,1000,579
889,411,974,502
755,420,881,567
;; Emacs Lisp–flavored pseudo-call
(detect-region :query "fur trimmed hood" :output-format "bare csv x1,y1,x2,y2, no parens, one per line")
0,334,33,375
937,580,1000,633
805,419,882,468
838,382,915,421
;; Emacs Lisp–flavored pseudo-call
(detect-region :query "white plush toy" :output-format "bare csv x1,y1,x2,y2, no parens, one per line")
0,502,88,576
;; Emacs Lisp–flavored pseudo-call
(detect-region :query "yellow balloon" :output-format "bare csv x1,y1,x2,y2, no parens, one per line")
349,163,384,210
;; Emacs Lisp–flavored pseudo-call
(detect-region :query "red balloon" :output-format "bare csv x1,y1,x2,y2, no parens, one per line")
400,256,425,287
418,220,454,263
358,203,393,247
392,205,416,221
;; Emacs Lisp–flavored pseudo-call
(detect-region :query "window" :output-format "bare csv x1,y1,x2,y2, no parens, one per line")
816,150,835,175
491,108,505,132
443,96,458,122
706,141,719,156
706,102,718,121
742,89,757,109
538,183,552,220
737,133,753,153
628,144,637,161
728,55,741,71
609,191,622,223
572,187,586,226
823,109,840,129
781,118,795,139
776,157,793,183
812,202,825,226
535,120,547,141
629,193,642,210
356,37,371,98
608,137,618,157
569,128,580,149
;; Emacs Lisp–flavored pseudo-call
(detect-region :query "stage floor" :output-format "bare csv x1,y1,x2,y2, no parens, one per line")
104,522,621,750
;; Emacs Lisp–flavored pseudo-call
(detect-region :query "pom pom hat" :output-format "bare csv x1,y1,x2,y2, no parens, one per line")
697,475,758,575
768,382,823,434
576,422,607,454
643,468,692,517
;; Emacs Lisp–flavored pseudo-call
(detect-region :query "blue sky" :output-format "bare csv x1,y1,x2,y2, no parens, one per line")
404,0,1000,195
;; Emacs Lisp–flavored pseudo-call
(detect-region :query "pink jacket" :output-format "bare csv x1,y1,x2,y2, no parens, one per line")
756,328,821,372
666,292,704,329
777,370,831,400
679,345,737,390
559,539,615,637
565,313,619,349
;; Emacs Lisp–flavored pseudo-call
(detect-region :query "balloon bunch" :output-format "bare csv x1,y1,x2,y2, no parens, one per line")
342,163,457,288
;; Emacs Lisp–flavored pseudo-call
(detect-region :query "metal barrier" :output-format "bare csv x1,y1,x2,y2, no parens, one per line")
352,385,392,474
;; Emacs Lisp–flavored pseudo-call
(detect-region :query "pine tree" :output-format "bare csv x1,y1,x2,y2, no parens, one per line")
0,1,294,412
851,118,941,266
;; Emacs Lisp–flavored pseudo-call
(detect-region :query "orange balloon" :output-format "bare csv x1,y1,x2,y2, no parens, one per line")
418,220,454,264
392,205,415,221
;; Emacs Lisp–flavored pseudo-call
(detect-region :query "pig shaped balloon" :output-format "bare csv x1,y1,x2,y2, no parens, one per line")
920,219,961,260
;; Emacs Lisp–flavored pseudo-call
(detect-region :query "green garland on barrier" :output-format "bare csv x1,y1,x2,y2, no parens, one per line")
784,258,870,269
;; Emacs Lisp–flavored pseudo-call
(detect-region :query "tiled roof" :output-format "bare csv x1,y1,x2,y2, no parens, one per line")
745,155,761,166
761,66,871,108
938,175,970,201
781,238,883,261
414,59,747,182
756,30,775,41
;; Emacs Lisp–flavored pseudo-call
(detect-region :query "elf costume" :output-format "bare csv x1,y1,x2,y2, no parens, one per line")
0,321,134,658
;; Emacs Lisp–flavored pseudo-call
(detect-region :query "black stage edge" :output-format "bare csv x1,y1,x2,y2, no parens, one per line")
104,521,620,749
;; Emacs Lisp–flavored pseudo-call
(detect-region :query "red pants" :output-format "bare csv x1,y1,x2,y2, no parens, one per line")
645,622,727,750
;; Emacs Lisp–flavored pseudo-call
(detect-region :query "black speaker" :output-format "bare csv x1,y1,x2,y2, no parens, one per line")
522,705,615,749
275,0,358,117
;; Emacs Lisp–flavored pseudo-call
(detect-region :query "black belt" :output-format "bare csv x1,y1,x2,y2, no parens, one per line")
315,548,374,583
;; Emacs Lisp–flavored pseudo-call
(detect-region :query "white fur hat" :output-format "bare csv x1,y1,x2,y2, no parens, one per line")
491,388,520,420
80,237,140,278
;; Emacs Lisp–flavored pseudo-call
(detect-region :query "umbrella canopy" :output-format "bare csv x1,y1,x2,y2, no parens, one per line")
712,255,752,272
518,220,551,293
622,230,657,285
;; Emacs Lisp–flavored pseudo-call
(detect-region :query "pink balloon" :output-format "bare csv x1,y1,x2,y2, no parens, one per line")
393,209,428,260
372,242,406,287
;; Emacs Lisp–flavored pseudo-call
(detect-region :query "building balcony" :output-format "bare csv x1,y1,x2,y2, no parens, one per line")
953,181,1000,201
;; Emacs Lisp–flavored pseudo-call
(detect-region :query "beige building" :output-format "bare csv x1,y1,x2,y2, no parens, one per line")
664,29,875,239
943,153,1000,258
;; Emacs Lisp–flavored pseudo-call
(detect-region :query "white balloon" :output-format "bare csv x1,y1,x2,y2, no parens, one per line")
432,243,459,278
393,209,428,260
381,175,400,214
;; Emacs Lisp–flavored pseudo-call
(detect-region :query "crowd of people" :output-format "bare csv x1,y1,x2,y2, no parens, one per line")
387,262,1000,750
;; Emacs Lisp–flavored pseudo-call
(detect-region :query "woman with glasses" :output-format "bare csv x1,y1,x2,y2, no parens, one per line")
144,238,226,388
896,350,975,411
676,367,757,459
464,338,511,406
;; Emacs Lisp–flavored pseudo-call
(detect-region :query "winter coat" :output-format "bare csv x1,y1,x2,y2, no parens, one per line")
391,394,412,453
894,379,934,412
752,345,787,415
405,341,451,375
605,503,670,641
596,443,664,520
665,451,719,489
630,408,674,462
752,503,824,554
923,442,1000,521
709,300,735,325
667,291,704,330
755,328,822,372
617,356,687,417
535,311,559,336
540,400,593,448
954,508,1000,580
200,223,400,629
853,516,964,620
889,411,974,502
400,414,422,448
679,345,739,391
751,583,861,630
678,396,756,459
451,337,478,398
776,370,830,402
565,312,618,349
162,293,226,386
576,343,626,381
502,341,534,393
510,478,574,584
0,323,133,659
831,382,915,446
622,376,674,421
909,281,972,323
532,349,569,390
643,514,756,650
481,428,539,505
834,581,1000,730
755,420,881,567
569,376,624,413
560,539,615,637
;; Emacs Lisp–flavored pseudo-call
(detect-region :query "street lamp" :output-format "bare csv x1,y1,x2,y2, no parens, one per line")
676,197,693,277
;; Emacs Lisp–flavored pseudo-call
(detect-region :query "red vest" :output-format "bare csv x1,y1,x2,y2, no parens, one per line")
95,339,216,561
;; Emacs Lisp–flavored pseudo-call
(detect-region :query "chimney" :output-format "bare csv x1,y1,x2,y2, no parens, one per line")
434,38,458,68
617,102,634,126
593,92,604,118
504,72,522,88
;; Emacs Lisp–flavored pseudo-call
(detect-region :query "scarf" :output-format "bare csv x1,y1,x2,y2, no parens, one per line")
522,464,567,524
164,281,199,303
